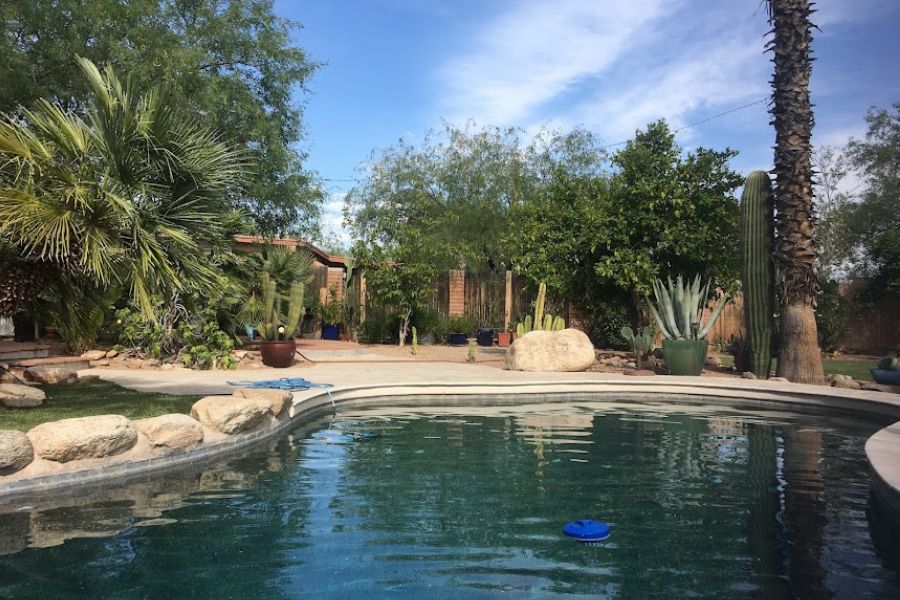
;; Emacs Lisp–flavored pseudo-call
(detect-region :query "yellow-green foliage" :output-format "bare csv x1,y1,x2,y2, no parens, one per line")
515,282,566,335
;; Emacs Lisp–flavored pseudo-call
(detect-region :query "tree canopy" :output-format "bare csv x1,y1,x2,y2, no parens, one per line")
505,121,742,343
1,0,321,234
843,104,900,295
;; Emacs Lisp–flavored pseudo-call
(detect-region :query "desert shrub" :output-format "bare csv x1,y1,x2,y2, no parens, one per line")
816,279,849,352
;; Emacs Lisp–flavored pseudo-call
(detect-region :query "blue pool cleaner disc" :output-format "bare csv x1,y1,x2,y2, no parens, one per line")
563,520,611,543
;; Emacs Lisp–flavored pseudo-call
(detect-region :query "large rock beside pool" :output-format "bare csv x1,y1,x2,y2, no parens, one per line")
24,365,80,385
505,328,596,372
0,383,45,408
0,430,34,475
232,388,291,416
190,396,271,434
134,414,204,449
27,415,138,463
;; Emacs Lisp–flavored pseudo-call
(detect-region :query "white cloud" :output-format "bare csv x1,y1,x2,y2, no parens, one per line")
439,0,678,125
437,0,770,144
815,0,898,28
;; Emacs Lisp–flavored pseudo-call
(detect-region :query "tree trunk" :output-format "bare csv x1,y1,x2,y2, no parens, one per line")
768,0,824,384
776,302,824,383
397,308,411,348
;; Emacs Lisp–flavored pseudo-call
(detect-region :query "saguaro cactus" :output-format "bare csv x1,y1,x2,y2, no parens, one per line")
741,171,775,378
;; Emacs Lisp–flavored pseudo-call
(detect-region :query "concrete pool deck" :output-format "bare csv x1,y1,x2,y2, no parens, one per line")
3,361,900,524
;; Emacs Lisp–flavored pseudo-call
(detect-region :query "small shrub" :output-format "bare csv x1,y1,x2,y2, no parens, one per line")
448,314,475,337
816,279,849,352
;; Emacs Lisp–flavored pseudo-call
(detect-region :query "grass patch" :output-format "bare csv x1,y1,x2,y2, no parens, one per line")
717,356,874,381
0,381,198,432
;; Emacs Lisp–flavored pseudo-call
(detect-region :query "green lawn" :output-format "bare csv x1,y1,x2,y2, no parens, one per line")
0,381,198,432
717,356,875,381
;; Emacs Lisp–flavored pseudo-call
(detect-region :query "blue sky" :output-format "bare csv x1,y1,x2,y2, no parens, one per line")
276,0,900,241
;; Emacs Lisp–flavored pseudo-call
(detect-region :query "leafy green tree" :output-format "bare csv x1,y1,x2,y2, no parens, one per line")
812,145,856,278
506,121,741,344
0,58,248,348
844,104,900,296
346,123,543,273
353,241,439,347
1,0,321,234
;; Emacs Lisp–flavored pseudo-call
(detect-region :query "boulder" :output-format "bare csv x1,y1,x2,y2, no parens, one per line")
89,359,110,367
0,430,34,475
0,383,45,408
505,329,596,372
25,365,79,385
80,350,107,361
28,415,138,463
134,414,204,449
861,381,900,393
105,349,119,359
232,388,291,416
827,373,861,390
190,396,271,434
742,371,758,380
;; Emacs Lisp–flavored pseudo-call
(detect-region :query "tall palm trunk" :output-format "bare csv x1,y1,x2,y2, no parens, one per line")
767,0,825,383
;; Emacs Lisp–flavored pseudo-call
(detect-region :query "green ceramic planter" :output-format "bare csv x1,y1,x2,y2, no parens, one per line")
662,338,708,376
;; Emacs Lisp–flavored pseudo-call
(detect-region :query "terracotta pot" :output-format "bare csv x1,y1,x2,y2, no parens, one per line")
260,339,296,368
497,332,512,347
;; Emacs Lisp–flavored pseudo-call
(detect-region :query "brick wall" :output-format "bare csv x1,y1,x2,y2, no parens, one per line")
448,270,465,316
325,267,344,302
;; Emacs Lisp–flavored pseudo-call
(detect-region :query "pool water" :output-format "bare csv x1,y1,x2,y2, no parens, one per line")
1,401,898,599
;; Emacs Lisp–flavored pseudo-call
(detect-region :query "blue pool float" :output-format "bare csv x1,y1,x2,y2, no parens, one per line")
227,378,334,391
563,520,611,543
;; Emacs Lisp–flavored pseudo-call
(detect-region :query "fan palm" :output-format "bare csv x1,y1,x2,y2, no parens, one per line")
766,0,825,383
0,57,249,321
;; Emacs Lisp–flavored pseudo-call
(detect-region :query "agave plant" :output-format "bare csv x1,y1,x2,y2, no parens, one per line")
645,275,729,341
0,57,249,324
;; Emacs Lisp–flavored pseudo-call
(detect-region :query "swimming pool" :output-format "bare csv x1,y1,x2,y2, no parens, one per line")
1,400,898,598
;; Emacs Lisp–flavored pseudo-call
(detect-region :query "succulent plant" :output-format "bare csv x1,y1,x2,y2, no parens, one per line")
645,275,728,341
258,272,305,341
740,171,776,378
621,325,654,368
514,282,566,335
878,355,899,371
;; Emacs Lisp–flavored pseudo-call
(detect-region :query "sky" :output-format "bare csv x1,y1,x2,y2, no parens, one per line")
276,0,900,244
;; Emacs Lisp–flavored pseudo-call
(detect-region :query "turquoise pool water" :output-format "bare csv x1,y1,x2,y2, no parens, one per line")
0,400,898,598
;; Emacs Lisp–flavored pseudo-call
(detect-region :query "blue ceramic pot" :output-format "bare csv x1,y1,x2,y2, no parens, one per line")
322,324,340,340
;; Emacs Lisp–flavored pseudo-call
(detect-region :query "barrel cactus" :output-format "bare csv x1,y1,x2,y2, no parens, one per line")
741,171,776,378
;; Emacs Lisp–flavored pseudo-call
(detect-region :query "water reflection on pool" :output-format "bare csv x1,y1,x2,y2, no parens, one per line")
0,400,898,599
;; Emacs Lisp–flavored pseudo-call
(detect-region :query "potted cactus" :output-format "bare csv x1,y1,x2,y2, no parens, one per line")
514,282,566,337
872,355,900,385
620,325,653,369
258,273,305,368
646,275,729,376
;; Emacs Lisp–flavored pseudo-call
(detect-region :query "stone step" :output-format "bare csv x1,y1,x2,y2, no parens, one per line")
8,356,91,369
0,348,50,362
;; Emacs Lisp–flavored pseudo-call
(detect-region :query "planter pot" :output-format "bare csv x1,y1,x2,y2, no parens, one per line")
260,339,296,368
321,324,340,340
871,368,900,385
419,332,436,345
662,338,708,376
448,332,468,346
476,328,494,347
497,332,512,347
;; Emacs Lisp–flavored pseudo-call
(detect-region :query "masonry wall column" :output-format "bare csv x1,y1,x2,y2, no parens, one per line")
325,267,344,301
504,270,513,331
359,274,367,323
448,270,465,317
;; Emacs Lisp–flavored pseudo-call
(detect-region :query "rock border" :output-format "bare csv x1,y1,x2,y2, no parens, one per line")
0,377,899,524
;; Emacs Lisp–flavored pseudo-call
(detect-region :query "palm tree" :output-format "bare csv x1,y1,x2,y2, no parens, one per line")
767,0,825,383
0,58,248,342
